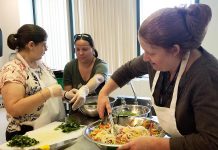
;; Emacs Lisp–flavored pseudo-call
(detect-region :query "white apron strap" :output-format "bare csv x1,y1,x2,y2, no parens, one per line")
151,51,190,137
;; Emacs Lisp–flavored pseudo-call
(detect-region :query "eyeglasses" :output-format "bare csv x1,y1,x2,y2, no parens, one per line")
74,34,91,41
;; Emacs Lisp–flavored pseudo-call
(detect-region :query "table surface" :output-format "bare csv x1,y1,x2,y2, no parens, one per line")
0,108,159,150
69,109,100,125
65,113,159,150
62,110,109,150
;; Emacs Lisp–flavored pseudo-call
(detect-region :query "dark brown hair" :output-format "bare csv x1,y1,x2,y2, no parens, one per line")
138,4,212,55
7,24,47,51
74,33,98,57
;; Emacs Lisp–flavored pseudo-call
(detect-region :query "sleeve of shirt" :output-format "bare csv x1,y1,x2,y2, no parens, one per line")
0,61,26,89
94,59,108,80
63,61,73,86
111,55,149,88
170,66,218,150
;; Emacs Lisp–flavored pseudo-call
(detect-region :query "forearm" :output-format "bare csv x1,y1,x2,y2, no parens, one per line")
152,138,170,150
86,74,105,93
97,78,119,117
6,88,51,117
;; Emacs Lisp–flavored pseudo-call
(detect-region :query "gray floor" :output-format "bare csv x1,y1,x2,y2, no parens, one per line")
0,108,7,144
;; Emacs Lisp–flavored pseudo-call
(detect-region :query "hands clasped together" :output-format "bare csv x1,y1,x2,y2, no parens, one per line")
64,85,89,110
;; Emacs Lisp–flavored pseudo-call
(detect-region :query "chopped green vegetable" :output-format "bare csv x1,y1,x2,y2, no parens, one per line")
7,135,39,147
55,118,80,133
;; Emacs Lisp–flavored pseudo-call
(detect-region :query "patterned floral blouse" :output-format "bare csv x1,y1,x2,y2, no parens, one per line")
0,57,55,132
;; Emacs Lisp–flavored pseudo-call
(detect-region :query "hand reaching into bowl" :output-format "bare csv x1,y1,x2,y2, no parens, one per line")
97,78,120,119
97,94,112,119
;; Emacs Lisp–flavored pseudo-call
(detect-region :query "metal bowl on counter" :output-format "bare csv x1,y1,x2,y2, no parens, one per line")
79,96,116,117
112,104,151,126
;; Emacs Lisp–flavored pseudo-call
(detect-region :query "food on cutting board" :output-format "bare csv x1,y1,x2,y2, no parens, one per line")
7,135,39,148
55,117,81,133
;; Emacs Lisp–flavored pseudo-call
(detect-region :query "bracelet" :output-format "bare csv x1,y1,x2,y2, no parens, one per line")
39,90,47,102
64,91,70,101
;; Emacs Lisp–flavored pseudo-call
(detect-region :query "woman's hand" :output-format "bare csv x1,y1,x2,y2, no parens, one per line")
117,137,170,150
64,89,78,100
47,84,63,97
97,78,119,119
70,85,89,110
97,93,112,119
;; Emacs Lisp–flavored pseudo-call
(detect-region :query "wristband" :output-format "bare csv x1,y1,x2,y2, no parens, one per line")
64,91,71,100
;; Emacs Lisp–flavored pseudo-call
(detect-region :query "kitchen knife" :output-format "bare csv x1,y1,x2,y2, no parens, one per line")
31,137,79,150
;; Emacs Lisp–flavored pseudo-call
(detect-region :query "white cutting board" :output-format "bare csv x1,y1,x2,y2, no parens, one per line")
0,121,86,150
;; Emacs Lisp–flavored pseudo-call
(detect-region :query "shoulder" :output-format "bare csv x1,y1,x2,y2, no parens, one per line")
130,55,148,66
64,59,77,68
1,59,27,73
93,58,108,75
63,59,78,75
183,48,218,96
191,47,218,79
95,58,108,68
0,59,27,87
95,58,107,64
95,58,108,69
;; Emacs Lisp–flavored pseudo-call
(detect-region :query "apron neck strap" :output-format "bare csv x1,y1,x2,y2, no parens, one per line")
151,51,190,107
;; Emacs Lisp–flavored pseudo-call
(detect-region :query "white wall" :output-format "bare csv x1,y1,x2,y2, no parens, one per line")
0,1,20,142
0,0,20,68
0,0,33,68
200,0,218,58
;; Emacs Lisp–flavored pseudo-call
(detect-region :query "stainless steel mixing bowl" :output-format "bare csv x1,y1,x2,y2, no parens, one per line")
83,117,166,149
79,96,116,117
112,104,151,126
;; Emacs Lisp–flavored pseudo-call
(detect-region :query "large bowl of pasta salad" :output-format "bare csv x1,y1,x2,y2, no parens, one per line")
83,117,167,148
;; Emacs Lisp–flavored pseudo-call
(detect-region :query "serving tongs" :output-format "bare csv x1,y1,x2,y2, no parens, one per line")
101,113,117,136
108,113,117,136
